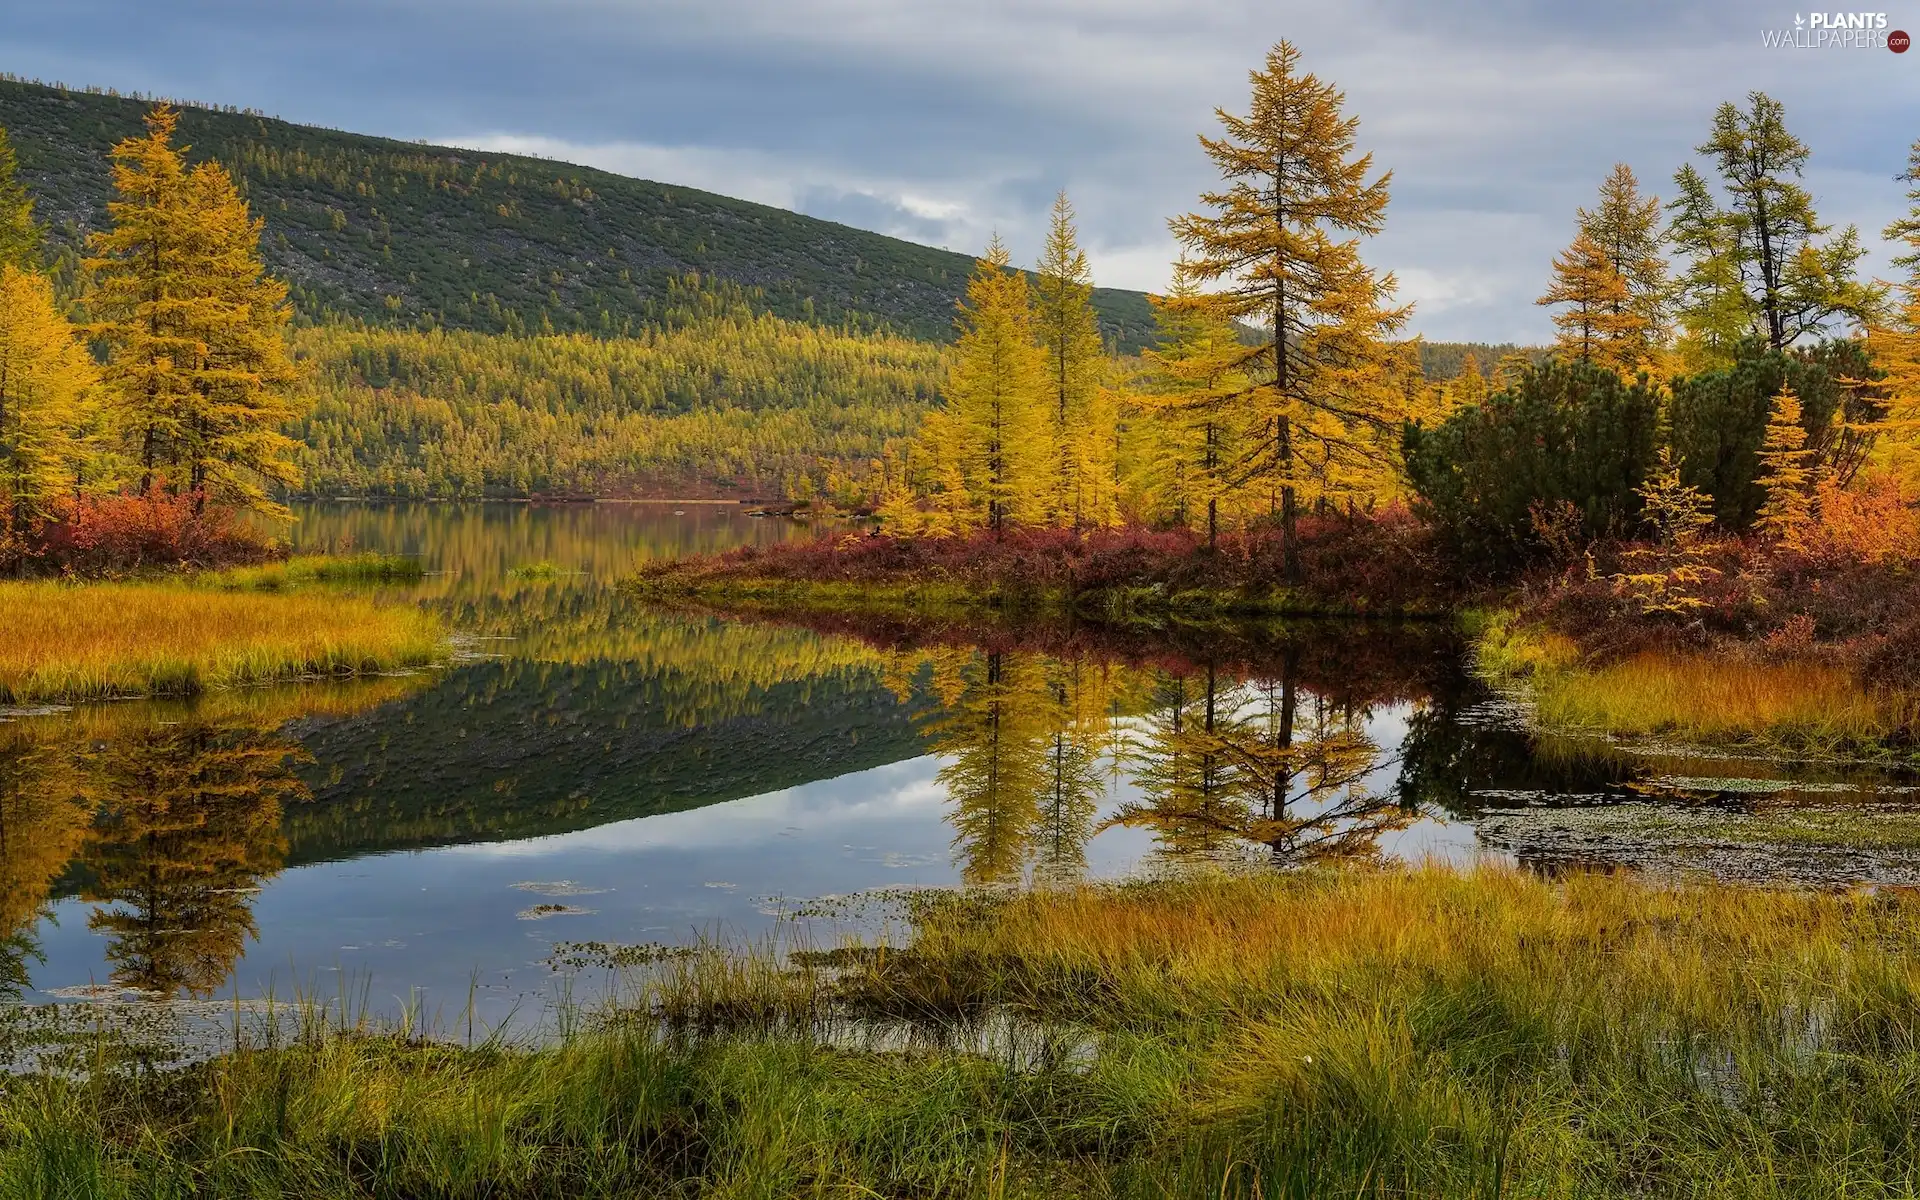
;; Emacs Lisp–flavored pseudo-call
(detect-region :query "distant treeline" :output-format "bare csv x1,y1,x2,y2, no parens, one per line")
290,278,946,499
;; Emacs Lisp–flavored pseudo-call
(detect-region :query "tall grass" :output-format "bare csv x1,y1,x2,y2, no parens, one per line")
0,580,445,704
1528,652,1912,745
194,552,426,591
13,867,1920,1196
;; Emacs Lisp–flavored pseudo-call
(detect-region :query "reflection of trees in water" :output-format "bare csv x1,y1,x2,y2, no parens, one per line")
82,721,302,996
920,651,1121,886
917,642,1427,880
1108,653,1414,867
0,684,411,999
0,730,96,997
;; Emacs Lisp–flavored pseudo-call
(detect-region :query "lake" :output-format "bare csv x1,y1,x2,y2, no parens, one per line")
5,502,1919,1036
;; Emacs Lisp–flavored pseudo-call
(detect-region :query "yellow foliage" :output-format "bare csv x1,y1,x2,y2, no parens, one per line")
1754,386,1814,546
0,264,97,517
85,104,301,512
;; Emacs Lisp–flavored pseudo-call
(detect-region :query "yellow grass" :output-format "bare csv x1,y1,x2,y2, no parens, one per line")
0,580,445,704
1530,651,1909,743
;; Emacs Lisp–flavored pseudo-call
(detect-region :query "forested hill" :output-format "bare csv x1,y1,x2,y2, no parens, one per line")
0,77,1158,350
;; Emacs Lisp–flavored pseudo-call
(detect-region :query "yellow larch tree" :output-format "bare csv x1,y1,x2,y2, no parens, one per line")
1033,193,1114,527
1169,40,1412,577
1537,230,1641,374
1867,136,1920,485
1133,264,1248,545
176,162,300,513
86,104,301,513
0,266,98,520
1443,352,1488,412
1579,164,1668,366
85,104,200,496
946,236,1046,533
1754,386,1814,546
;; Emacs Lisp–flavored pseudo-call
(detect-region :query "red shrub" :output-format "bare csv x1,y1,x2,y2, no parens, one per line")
652,507,1461,614
5,492,282,578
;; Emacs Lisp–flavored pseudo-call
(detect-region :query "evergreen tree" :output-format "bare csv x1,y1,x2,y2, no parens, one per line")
1754,386,1814,545
1169,40,1412,578
0,266,97,520
1537,230,1638,372
1580,164,1668,358
176,161,300,512
1867,137,1920,484
0,128,39,272
1033,193,1112,527
946,237,1046,533
1135,264,1247,544
86,104,300,513
1669,93,1879,358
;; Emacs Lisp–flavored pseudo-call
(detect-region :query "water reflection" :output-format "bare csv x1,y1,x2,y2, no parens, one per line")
7,502,1917,1018
83,719,301,996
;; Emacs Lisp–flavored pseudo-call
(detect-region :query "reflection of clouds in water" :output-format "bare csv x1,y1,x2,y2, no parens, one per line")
441,759,949,860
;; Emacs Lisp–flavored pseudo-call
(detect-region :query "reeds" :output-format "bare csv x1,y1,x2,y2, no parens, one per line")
0,579,445,704
1530,652,1913,746
12,866,1920,1196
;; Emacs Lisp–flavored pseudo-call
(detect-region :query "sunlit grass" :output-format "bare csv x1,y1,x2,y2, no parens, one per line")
195,552,425,591
0,580,445,704
1530,652,1912,745
14,866,1920,1196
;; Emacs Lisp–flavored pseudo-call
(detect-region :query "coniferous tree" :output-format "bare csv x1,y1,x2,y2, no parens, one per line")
1170,40,1413,577
1580,164,1668,358
946,237,1046,533
176,161,300,513
1754,386,1814,545
1135,265,1247,544
0,128,39,273
86,104,301,512
1537,231,1638,372
1033,193,1112,527
1444,353,1488,411
1669,93,1879,360
0,266,97,520
1866,137,1920,484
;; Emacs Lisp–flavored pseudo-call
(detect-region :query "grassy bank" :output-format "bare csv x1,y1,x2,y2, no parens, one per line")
0,580,445,704
1474,610,1920,755
13,866,1920,1196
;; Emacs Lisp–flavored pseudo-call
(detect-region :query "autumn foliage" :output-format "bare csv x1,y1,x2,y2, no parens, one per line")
0,490,279,578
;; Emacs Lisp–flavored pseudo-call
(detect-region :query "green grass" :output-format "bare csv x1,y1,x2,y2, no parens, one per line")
16,866,1920,1197
194,552,426,590
0,578,445,704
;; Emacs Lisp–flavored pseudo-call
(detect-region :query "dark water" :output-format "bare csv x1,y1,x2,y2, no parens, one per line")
4,503,1916,1033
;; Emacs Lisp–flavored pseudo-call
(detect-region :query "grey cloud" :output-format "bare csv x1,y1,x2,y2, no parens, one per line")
3,0,1916,342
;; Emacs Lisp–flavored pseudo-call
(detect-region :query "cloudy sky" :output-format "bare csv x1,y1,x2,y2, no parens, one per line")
8,1,1918,340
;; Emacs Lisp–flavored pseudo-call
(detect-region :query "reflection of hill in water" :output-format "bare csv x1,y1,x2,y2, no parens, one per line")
281,658,929,865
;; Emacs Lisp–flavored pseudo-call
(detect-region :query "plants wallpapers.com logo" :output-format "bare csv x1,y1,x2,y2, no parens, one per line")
1762,11,1908,48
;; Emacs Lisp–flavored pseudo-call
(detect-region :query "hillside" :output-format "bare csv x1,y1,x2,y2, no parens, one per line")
0,77,1159,350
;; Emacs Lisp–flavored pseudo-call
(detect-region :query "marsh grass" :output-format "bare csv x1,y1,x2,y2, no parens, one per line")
0,580,445,704
1528,653,1915,751
195,552,426,590
15,866,1920,1197
1475,611,1920,753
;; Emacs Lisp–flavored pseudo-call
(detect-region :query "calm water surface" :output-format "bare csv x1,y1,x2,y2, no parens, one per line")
4,503,1915,1032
